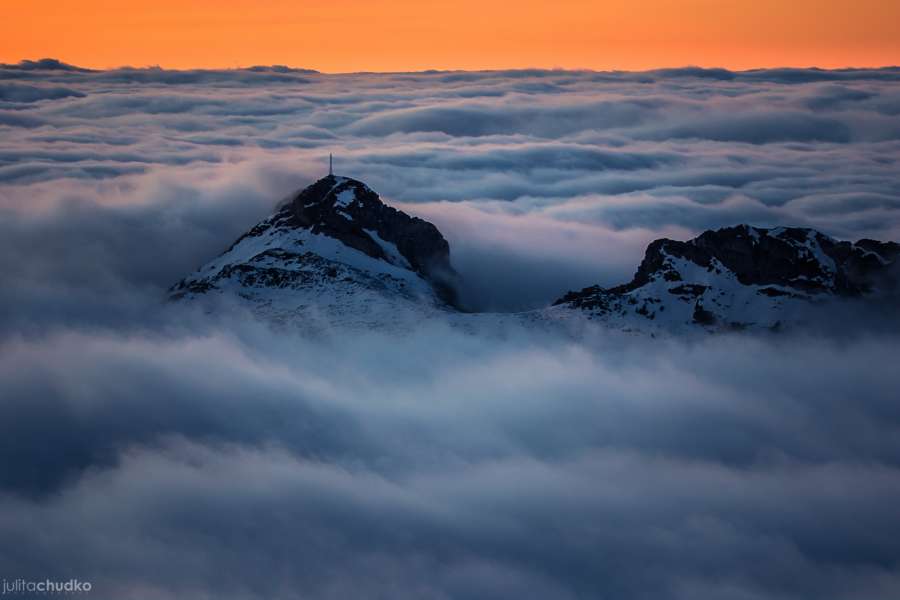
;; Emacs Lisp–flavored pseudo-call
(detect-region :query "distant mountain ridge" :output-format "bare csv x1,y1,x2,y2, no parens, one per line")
553,225,899,331
172,176,898,334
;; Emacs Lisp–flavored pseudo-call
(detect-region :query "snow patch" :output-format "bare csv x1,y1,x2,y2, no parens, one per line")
803,231,836,275
855,246,889,265
744,225,761,243
364,228,411,269
334,188,356,208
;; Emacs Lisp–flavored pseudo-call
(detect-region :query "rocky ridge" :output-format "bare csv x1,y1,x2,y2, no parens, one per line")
170,175,458,330
552,225,899,331
172,176,898,334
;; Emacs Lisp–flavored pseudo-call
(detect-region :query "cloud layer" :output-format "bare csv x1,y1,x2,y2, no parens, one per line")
1,324,899,599
2,62,899,309
1,62,900,599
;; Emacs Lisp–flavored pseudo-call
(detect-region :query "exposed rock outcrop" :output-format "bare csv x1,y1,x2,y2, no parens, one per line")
170,175,459,330
287,175,458,304
554,225,899,330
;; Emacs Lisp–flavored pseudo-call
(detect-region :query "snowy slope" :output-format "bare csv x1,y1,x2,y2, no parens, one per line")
550,225,899,333
171,175,897,336
170,175,456,332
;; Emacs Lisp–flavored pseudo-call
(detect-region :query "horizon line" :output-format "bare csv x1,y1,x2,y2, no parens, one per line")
4,57,900,76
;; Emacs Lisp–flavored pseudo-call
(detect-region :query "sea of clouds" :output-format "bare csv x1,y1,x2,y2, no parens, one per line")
1,59,899,599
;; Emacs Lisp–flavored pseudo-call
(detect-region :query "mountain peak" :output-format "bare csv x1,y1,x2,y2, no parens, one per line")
291,174,371,209
553,224,898,331
639,224,898,296
284,175,458,304
171,174,459,326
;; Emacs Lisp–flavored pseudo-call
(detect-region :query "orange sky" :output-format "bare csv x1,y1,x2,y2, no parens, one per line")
2,0,899,72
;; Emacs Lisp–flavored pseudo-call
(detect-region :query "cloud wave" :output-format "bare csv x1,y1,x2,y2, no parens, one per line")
2,62,900,599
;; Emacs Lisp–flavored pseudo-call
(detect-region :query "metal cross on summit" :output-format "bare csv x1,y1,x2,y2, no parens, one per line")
329,153,333,176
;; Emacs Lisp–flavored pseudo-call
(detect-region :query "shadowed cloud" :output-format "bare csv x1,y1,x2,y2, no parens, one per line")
1,62,900,599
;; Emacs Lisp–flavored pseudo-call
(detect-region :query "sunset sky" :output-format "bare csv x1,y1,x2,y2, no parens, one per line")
3,0,899,72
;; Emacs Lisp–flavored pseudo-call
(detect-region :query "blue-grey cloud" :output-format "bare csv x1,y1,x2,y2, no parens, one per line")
346,99,664,137
2,62,898,307
0,58,92,72
640,112,854,144
0,82,84,103
0,327,899,600
2,61,900,600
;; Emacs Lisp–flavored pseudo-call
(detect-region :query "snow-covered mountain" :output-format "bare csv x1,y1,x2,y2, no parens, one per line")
172,176,898,335
170,175,458,331
551,225,899,332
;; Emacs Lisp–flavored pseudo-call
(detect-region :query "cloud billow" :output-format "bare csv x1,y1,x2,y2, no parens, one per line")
1,327,899,599
1,61,900,598
3,61,898,311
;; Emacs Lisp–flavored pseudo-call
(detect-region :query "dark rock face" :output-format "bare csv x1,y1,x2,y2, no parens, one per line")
186,175,460,307
568,225,897,301
553,225,899,327
692,301,716,325
287,175,459,304
685,226,898,295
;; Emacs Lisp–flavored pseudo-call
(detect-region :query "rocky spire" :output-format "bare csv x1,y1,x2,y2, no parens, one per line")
287,175,459,306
